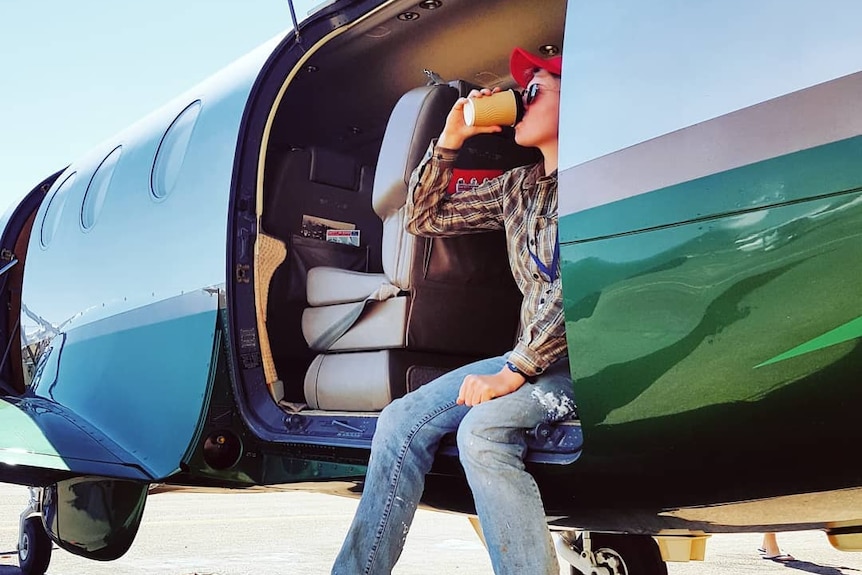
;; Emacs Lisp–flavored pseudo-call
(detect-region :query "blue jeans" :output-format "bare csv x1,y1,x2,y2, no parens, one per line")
332,354,576,575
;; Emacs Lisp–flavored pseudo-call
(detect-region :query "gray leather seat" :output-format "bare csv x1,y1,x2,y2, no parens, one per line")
301,82,539,410
261,147,381,398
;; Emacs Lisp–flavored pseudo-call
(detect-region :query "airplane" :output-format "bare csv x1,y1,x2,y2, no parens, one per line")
2,0,862,573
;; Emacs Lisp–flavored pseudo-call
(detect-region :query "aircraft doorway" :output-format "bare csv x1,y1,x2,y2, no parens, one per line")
227,0,581,482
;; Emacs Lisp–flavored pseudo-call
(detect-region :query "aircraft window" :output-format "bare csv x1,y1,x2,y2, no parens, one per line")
151,100,202,200
81,146,122,230
40,172,77,248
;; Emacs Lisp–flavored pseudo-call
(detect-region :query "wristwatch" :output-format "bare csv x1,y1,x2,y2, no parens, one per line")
505,361,531,381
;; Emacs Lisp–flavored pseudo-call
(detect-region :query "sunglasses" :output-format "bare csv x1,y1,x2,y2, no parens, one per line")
522,83,559,106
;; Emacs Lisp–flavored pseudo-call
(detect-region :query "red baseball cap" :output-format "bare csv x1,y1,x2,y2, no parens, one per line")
509,47,563,88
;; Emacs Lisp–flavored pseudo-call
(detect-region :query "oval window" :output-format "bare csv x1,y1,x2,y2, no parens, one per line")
40,172,77,248
151,100,202,200
81,146,122,230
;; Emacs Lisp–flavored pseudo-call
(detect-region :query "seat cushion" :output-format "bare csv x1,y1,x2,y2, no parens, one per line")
306,267,389,306
304,350,477,410
305,351,397,410
301,296,409,352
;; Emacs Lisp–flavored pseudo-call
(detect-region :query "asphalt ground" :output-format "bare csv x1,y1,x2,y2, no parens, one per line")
0,482,861,574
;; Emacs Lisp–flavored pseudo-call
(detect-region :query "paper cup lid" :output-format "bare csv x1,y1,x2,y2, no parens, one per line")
463,99,476,126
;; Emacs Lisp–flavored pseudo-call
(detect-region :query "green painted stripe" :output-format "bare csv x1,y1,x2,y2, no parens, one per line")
560,135,862,244
756,316,862,368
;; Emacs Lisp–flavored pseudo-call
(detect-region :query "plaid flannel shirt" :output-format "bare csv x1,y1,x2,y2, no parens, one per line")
405,142,568,377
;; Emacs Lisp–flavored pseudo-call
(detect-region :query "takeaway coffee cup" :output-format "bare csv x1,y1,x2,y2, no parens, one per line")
463,89,523,127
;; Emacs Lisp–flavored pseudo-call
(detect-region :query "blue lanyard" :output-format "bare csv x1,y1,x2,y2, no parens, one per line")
528,235,560,283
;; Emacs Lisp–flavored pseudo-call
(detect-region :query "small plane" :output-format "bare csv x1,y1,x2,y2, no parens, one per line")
3,0,862,573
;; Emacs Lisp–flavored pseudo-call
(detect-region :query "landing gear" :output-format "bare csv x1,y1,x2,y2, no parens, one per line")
18,488,52,575
556,531,667,575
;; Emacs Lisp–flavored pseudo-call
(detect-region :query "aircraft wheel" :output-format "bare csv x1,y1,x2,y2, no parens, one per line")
19,516,52,575
569,533,667,575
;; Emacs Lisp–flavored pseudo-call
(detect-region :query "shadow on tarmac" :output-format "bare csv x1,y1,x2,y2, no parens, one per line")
772,559,861,574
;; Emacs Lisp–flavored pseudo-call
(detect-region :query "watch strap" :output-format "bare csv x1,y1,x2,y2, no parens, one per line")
506,360,531,381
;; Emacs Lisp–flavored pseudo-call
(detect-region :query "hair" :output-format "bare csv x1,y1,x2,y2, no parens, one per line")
527,67,561,82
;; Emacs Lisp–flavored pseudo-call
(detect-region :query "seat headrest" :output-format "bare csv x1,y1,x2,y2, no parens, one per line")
372,84,459,219
262,146,361,241
309,147,359,191
372,83,542,219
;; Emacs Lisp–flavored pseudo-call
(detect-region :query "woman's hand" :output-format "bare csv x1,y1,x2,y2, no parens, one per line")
457,366,526,407
438,87,504,150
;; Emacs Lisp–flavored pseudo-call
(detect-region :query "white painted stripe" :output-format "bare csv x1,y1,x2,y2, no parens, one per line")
560,72,862,217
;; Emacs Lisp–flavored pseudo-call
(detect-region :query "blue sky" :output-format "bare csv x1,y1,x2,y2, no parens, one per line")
0,1,319,213
560,0,862,169
8,1,861,213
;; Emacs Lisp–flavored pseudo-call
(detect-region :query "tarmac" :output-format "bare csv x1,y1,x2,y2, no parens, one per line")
0,482,861,574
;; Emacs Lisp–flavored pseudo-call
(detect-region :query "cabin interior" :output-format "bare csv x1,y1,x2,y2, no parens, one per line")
256,0,567,413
